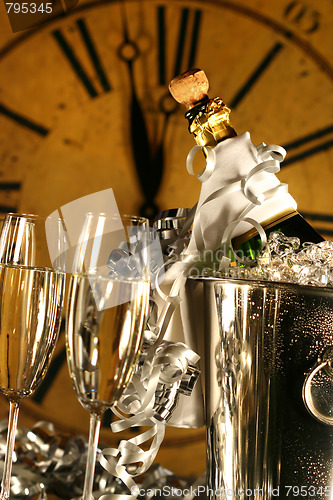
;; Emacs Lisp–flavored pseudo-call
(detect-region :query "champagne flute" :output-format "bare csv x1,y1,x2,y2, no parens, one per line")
66,213,151,500
0,213,67,499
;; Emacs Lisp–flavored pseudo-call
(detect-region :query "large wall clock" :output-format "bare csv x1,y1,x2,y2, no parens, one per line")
0,0,332,479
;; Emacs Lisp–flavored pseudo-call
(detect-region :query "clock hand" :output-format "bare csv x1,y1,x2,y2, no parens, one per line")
117,6,161,219
150,92,179,197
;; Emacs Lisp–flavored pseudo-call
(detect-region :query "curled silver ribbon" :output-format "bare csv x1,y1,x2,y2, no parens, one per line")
101,209,201,496
184,141,288,266
0,420,105,498
99,338,200,499
186,145,216,183
0,419,204,499
220,142,287,265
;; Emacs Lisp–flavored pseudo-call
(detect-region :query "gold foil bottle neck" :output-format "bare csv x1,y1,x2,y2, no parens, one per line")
185,97,237,147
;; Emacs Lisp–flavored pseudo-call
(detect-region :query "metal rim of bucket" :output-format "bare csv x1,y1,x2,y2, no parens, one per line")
189,274,333,297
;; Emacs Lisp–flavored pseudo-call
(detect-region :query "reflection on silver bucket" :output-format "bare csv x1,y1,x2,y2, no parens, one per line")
186,277,333,500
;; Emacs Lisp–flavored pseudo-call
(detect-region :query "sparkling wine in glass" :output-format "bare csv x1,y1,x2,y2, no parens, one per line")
66,213,151,500
0,213,67,499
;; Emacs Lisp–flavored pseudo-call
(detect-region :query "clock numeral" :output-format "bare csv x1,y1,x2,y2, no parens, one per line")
52,18,112,98
0,103,49,136
102,409,114,429
0,181,22,213
157,6,202,85
0,182,21,190
282,124,333,167
284,1,320,34
230,42,284,109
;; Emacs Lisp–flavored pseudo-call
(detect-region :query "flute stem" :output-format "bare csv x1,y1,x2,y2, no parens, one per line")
0,401,20,500
82,412,101,500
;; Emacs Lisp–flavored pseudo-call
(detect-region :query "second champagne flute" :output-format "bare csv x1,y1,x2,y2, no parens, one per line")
66,213,151,500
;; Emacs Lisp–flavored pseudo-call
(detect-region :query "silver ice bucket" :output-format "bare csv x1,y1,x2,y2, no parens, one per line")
186,276,333,499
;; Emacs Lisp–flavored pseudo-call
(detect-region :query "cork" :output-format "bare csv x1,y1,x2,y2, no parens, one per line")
168,68,209,109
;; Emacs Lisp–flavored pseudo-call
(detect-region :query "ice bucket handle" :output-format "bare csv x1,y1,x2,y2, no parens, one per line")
303,346,333,426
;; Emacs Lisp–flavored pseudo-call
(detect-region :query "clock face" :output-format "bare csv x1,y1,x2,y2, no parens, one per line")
0,0,332,474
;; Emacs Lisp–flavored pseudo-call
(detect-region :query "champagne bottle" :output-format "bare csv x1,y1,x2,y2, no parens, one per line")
169,69,324,262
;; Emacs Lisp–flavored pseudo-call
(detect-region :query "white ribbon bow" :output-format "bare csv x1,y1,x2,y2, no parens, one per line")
185,141,288,266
